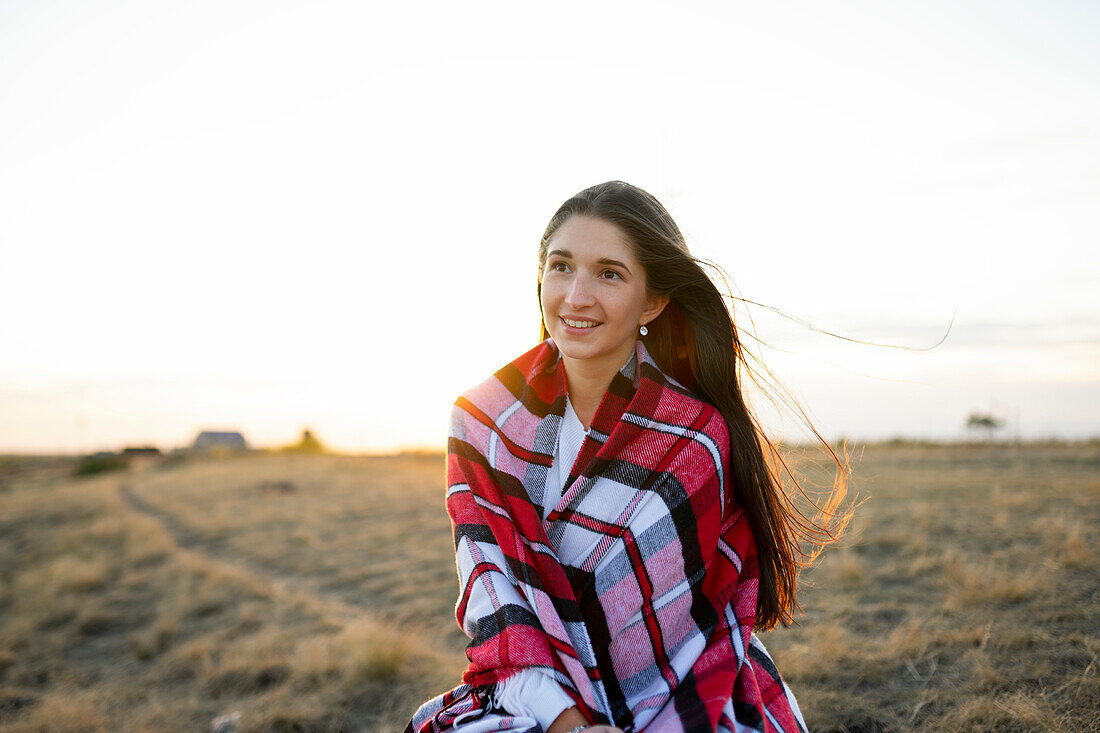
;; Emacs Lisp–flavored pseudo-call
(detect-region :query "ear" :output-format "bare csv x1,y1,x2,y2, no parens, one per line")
641,293,670,325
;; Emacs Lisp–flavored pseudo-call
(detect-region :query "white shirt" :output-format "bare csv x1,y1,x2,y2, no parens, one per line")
541,396,588,520
491,667,577,731
493,396,588,729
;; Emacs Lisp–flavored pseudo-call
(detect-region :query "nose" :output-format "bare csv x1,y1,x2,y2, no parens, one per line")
565,274,595,309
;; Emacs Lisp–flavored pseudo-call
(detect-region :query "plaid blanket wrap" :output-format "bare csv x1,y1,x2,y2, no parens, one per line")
408,339,807,733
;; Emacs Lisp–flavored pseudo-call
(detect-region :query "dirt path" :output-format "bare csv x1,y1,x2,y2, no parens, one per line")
117,481,374,625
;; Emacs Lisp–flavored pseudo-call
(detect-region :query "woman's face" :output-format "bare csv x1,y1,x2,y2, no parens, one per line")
540,216,667,376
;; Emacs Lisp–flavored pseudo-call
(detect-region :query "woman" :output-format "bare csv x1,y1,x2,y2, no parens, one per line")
407,181,845,733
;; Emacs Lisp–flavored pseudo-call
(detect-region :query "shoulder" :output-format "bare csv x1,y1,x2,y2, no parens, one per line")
457,340,553,401
449,340,558,427
642,383,732,501
670,398,731,476
635,345,730,453
646,392,736,541
649,378,731,455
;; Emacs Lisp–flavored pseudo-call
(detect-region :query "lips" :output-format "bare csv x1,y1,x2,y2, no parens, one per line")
561,316,601,329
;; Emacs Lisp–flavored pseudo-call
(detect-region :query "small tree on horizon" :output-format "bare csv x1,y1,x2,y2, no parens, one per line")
966,412,1004,442
282,428,325,454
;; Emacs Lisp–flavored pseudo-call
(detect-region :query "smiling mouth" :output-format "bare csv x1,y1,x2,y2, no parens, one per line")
561,317,601,329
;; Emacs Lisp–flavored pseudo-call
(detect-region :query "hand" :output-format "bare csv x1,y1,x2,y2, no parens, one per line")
583,727,626,733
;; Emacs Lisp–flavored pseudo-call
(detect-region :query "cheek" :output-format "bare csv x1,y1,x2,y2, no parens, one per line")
539,283,555,321
619,290,649,322
540,279,560,309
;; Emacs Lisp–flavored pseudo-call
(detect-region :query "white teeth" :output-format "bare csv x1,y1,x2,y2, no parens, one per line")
563,318,599,328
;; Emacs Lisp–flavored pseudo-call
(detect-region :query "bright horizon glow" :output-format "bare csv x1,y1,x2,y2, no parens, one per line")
1,1,1098,453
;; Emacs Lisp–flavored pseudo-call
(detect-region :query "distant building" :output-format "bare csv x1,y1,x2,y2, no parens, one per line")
121,445,163,470
122,446,161,456
192,431,249,453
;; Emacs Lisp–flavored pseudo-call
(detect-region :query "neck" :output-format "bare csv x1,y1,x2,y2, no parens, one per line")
561,341,636,429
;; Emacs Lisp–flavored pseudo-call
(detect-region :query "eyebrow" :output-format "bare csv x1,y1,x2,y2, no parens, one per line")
547,249,633,275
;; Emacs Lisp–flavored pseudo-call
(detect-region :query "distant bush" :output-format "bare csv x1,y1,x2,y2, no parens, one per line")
73,453,130,477
281,428,325,454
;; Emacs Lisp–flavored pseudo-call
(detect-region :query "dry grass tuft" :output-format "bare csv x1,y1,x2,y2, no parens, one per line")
1035,513,1093,567
945,690,1066,732
882,618,932,660
288,617,414,685
4,687,110,733
24,554,111,595
833,547,867,585
943,552,1049,608
122,512,174,565
340,618,413,683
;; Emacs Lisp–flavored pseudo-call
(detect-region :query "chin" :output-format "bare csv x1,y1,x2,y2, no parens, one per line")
558,346,600,362
552,333,633,366
550,334,593,360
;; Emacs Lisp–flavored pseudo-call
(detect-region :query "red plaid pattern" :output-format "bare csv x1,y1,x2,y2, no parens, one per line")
408,340,807,733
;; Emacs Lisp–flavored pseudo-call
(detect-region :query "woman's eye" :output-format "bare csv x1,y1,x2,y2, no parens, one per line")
549,261,569,272
600,269,623,280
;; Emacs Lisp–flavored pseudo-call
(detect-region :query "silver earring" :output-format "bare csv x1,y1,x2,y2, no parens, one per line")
639,324,648,336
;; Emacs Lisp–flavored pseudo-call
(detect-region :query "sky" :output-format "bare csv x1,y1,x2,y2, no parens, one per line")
1,0,1097,453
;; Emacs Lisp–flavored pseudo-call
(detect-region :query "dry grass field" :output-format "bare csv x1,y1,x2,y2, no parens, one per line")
0,443,1096,732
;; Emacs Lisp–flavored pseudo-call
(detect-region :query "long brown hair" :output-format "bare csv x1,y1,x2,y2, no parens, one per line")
536,180,851,630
